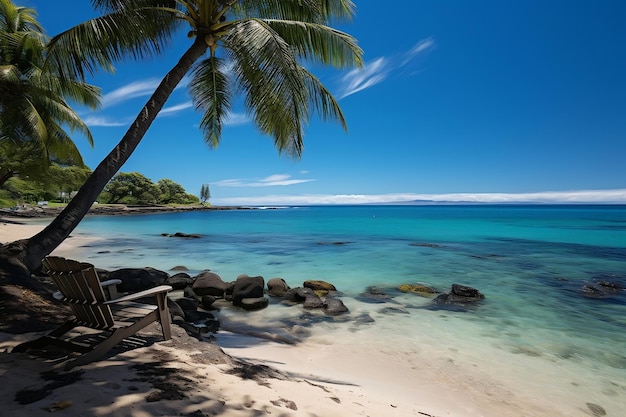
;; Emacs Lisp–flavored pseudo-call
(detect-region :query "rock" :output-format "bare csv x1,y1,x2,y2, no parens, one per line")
176,297,199,312
192,271,230,297
324,298,349,315
162,232,202,239
286,287,316,302
451,284,483,298
303,280,337,292
184,286,201,300
596,280,624,291
167,272,193,290
108,267,169,293
357,286,393,303
169,265,189,271
586,403,606,416
267,277,291,297
433,284,485,306
232,275,265,306
398,283,439,296
240,297,270,311
167,298,185,320
409,242,444,248
201,295,217,309
303,294,324,309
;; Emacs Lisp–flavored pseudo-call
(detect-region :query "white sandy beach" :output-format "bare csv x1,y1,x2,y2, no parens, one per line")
0,219,614,417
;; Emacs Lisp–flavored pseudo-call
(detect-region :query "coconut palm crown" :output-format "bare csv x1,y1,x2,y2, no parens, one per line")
0,0,99,168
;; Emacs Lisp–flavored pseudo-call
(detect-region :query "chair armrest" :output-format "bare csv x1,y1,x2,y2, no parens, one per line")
103,285,172,304
100,279,122,288
100,279,122,300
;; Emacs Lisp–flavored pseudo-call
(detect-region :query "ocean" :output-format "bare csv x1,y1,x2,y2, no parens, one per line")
60,205,626,415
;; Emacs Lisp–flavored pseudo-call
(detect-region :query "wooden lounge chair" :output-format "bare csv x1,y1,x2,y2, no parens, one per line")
13,256,172,370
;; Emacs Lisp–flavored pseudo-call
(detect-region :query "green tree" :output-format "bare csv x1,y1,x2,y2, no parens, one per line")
41,164,92,202
157,178,187,204
103,172,159,204
200,183,210,204
0,0,100,183
3,0,362,275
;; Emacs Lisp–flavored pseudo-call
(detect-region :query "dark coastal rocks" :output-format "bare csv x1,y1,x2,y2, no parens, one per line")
409,242,444,248
357,286,393,303
398,283,440,297
167,272,193,290
283,287,349,315
432,284,485,306
303,280,337,296
231,275,265,307
240,297,270,311
324,298,349,315
175,297,200,312
169,265,189,271
108,267,168,293
267,277,291,297
192,271,230,297
161,232,202,239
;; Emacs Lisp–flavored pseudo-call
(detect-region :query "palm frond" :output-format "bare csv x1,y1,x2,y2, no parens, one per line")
190,56,232,147
234,0,356,23
46,5,181,79
264,19,362,68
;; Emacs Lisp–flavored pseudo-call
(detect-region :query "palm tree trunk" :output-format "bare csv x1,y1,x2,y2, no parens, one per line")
0,170,15,188
11,37,209,273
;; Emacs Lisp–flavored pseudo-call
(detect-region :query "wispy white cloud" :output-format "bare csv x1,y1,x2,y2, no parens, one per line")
214,174,315,188
338,37,436,98
339,58,388,99
213,189,626,206
83,115,130,127
158,101,193,117
402,37,436,66
224,112,250,126
100,79,162,108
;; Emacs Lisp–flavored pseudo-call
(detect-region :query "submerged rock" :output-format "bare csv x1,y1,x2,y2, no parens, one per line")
432,284,485,306
398,283,440,296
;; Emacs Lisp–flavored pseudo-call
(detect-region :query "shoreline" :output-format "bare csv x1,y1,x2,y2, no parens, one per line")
0,204,255,220
1,220,620,417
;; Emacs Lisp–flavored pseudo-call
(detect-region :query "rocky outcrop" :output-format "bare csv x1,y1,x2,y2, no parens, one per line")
433,284,485,306
107,267,168,293
267,277,291,296
232,275,265,307
192,271,231,297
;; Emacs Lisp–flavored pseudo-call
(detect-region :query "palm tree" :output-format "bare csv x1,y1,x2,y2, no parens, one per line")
3,0,362,275
0,0,100,187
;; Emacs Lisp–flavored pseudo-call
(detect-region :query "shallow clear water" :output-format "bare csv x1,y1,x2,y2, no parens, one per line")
65,205,626,415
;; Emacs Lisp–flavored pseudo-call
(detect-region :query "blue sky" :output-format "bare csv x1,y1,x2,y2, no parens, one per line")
21,1,626,204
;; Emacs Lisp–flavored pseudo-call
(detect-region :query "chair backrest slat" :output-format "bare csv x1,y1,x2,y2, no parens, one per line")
43,256,115,329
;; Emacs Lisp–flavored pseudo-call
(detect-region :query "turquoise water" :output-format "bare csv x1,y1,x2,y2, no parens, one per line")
65,204,626,414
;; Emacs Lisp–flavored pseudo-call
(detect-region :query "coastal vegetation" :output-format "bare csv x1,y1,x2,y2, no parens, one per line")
1,0,363,280
0,167,198,207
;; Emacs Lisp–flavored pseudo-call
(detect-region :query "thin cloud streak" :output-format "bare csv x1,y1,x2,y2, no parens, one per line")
213,189,626,206
339,37,436,99
214,174,315,188
159,101,193,116
83,115,130,127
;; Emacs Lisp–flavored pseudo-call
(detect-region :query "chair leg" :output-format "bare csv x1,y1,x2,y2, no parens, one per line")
156,294,172,340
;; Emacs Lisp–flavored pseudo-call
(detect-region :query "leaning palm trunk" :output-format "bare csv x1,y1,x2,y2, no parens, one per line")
14,37,208,272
